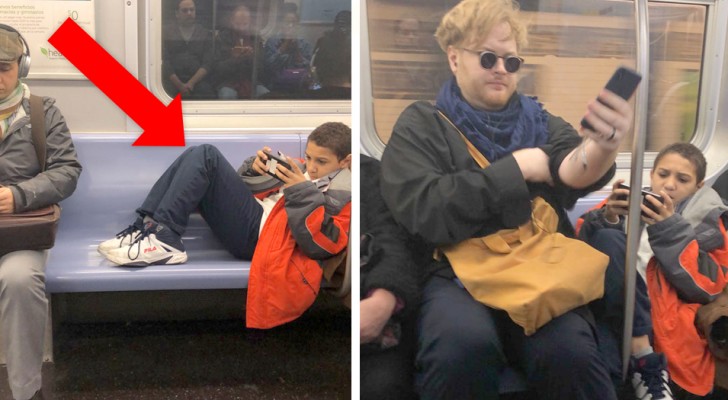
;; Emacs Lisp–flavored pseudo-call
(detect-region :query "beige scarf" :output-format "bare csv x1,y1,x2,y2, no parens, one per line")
0,83,26,138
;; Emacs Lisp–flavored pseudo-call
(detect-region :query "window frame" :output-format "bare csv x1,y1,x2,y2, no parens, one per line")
360,0,728,183
135,0,351,133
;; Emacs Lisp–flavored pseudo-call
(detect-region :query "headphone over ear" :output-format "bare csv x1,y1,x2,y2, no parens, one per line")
0,24,31,78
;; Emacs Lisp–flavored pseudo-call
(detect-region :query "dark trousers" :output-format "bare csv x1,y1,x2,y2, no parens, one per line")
586,228,653,384
415,275,617,400
360,317,417,400
137,144,263,259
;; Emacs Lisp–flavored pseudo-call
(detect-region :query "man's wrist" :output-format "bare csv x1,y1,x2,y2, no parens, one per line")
603,210,620,224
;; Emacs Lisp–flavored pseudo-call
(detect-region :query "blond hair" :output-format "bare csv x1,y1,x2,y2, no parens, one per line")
435,0,527,52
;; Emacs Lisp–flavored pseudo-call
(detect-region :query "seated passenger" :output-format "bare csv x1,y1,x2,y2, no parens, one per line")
263,6,313,92
309,10,351,99
98,123,350,327
360,154,418,400
0,25,82,400
213,5,266,99
578,143,728,398
162,0,215,100
378,0,635,398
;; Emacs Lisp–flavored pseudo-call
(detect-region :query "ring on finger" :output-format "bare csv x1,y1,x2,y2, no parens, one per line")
607,127,616,141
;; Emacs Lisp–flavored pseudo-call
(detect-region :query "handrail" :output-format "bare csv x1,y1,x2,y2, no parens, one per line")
622,0,651,380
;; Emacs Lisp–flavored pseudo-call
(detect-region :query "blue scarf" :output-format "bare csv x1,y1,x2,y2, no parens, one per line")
435,77,549,162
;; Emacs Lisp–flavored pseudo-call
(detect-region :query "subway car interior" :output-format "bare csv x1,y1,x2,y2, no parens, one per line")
1,0,351,399
360,0,728,399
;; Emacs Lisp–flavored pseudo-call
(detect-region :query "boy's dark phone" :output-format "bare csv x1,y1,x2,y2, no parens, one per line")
616,183,664,216
263,151,291,180
581,67,643,131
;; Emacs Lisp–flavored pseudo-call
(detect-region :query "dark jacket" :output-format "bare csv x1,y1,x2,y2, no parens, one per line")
380,100,614,280
162,23,214,82
361,155,419,317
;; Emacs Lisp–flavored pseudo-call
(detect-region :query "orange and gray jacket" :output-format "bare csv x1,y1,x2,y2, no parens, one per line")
246,167,351,329
578,186,728,395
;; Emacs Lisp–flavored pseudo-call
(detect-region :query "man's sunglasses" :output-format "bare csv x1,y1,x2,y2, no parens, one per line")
460,48,524,73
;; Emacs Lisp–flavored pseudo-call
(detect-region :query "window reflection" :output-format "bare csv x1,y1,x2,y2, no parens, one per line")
366,0,706,152
213,5,266,100
162,0,216,100
263,5,313,93
161,0,351,101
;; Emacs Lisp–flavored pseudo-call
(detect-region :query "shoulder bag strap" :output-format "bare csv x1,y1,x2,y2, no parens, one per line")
436,110,491,169
29,94,47,172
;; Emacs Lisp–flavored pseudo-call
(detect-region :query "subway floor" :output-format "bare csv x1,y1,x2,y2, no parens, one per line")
0,297,351,400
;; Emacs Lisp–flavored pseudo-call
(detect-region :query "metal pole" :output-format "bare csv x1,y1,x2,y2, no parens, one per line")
622,0,650,381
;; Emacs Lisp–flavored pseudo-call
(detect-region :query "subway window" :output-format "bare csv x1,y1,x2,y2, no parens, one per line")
160,0,351,101
366,0,706,152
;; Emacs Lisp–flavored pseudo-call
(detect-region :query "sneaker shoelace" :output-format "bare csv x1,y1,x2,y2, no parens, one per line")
115,224,139,240
640,365,670,399
126,225,156,261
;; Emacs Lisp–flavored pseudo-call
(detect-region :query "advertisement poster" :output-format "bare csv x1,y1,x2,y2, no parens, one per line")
0,0,95,78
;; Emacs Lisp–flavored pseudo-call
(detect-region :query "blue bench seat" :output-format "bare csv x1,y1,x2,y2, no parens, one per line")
46,133,303,293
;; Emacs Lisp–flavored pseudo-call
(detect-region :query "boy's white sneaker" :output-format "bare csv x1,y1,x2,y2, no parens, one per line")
105,223,187,267
631,352,673,400
97,224,142,256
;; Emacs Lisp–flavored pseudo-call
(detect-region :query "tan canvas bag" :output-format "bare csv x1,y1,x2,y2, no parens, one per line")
438,111,608,335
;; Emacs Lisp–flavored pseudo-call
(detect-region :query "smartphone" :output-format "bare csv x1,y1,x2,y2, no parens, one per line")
616,183,664,216
263,151,291,180
581,67,643,131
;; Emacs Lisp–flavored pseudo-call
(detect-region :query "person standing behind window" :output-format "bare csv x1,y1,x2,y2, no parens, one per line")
0,25,82,400
162,0,215,100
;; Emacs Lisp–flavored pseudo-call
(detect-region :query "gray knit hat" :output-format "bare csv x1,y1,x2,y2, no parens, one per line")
0,27,23,63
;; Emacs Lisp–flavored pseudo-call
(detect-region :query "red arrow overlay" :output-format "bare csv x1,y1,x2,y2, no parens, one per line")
49,18,184,146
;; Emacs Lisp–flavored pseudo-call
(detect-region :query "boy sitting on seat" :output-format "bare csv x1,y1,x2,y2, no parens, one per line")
578,142,728,399
98,122,351,327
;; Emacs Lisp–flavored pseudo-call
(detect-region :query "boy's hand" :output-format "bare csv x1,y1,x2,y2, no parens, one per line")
252,146,272,175
277,156,307,188
605,179,629,223
641,189,673,225
0,186,15,214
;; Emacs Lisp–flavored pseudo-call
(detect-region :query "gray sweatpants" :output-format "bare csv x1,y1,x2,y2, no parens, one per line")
0,250,47,400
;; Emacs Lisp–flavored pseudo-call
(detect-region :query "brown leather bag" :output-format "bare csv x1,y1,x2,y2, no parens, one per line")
695,286,728,389
0,95,61,255
438,111,609,335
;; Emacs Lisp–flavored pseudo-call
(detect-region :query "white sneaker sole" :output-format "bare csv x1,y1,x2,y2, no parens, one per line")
106,251,188,267
98,235,141,257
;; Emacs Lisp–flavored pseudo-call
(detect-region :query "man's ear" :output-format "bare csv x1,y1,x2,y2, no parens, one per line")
697,180,705,189
447,45,459,74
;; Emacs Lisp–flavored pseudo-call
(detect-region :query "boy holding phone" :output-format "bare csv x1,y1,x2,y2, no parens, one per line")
577,143,728,398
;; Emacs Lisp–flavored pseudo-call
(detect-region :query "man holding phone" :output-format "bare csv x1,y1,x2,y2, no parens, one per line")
578,143,728,398
379,0,637,398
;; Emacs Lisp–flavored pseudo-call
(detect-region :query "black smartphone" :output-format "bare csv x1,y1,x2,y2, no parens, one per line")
641,189,665,215
263,151,291,180
581,67,643,131
616,183,664,216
